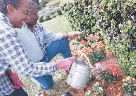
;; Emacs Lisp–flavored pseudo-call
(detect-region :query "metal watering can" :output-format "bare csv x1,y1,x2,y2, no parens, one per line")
67,51,101,89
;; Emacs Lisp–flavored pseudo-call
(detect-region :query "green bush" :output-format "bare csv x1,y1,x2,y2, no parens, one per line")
60,0,136,77
52,7,62,15
38,6,62,21
60,0,95,34
46,0,61,7
39,16,44,23
50,14,56,19
40,0,50,7
44,15,51,21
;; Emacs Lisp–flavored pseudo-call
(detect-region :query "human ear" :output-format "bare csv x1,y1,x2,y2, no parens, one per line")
7,4,14,15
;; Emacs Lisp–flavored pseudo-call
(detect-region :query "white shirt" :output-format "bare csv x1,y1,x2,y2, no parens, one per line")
15,23,63,62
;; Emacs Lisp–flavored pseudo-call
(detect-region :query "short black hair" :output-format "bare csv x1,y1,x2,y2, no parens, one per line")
29,0,37,14
0,0,22,14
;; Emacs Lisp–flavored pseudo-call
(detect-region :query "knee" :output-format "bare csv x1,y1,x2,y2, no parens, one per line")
62,38,69,45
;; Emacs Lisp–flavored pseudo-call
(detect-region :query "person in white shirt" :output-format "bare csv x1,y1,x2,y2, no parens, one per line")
15,1,81,96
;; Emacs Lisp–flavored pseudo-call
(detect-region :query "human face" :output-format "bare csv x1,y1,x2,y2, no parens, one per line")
7,0,29,28
25,5,39,26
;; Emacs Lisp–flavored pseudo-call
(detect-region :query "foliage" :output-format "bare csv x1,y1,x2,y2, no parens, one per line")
88,48,106,64
92,82,104,95
60,0,136,77
40,0,50,7
123,78,136,96
39,16,44,23
38,6,62,22
85,91,92,96
93,1,136,77
97,71,117,83
60,0,95,34
70,34,114,64
46,0,61,7
88,74,95,82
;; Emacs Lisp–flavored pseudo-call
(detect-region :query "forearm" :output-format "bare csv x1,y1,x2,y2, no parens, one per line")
4,35,57,77
14,61,57,77
62,33,69,39
62,31,81,40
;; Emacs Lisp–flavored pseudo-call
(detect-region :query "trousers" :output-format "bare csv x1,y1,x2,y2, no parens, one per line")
5,88,28,96
31,38,72,90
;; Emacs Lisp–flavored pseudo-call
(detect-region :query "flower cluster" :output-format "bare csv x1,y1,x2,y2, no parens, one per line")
70,34,115,64
96,59,122,76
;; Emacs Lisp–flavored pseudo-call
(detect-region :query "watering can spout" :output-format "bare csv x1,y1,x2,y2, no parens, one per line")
90,63,102,74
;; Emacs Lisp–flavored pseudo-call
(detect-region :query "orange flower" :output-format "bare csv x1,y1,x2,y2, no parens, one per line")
80,40,87,45
81,47,90,55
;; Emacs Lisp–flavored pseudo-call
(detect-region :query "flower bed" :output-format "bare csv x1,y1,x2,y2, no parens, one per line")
69,34,136,96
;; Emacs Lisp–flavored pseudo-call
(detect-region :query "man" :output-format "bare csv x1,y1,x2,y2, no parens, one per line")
0,0,75,96
15,1,81,96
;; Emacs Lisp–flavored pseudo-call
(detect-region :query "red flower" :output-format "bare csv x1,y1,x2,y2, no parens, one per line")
96,59,122,76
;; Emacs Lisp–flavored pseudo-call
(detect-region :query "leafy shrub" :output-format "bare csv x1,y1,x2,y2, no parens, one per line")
123,78,136,96
97,71,117,83
60,0,95,34
38,6,62,21
39,16,44,23
50,14,56,19
40,0,50,7
88,74,95,82
92,82,104,95
52,7,62,15
85,91,92,96
46,0,61,7
88,49,106,64
44,15,51,21
61,0,136,77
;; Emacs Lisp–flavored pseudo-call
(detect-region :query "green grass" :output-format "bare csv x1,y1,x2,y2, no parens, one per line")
41,15,72,33
21,15,73,96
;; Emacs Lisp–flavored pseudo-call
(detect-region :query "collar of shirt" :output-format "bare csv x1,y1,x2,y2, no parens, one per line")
0,12,14,28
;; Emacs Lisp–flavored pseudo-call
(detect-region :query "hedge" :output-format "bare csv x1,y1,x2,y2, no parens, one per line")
60,0,136,77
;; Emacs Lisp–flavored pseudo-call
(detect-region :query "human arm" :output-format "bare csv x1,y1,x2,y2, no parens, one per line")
0,27,55,76
42,26,63,43
40,24,81,43
62,31,81,40
1,27,74,77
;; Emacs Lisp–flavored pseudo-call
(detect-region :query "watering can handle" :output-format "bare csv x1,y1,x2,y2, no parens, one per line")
78,50,94,71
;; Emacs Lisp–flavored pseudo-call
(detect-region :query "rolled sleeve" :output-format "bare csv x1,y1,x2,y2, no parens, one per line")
42,27,63,43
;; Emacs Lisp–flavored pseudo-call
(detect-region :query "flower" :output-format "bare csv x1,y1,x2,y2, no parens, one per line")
96,59,122,76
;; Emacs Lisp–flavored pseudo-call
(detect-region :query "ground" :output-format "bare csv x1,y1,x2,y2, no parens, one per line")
69,75,125,96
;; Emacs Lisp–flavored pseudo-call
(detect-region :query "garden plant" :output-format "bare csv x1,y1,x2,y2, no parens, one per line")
60,0,136,95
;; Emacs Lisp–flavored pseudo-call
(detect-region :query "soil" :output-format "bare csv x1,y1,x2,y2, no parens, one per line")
69,75,126,96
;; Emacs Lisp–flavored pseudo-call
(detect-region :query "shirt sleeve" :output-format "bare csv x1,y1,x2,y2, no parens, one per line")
42,27,63,43
0,28,56,77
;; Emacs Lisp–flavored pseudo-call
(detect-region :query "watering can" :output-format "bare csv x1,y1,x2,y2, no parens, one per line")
67,51,101,89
